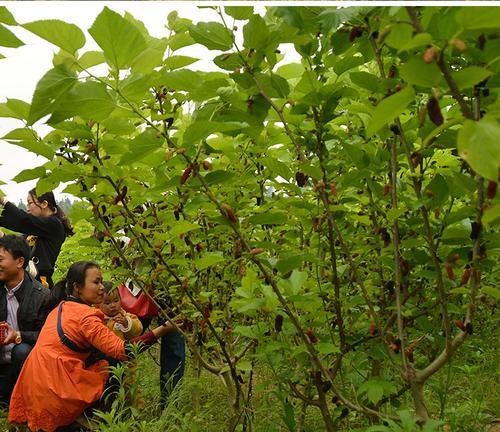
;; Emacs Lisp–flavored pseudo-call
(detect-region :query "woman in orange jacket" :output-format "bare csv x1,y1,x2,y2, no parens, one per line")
8,260,179,432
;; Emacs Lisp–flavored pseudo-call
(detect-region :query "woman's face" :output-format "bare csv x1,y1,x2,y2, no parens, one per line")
74,267,105,305
26,194,44,217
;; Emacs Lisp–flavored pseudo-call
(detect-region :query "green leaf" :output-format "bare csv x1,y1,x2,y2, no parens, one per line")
400,57,444,88
3,128,54,159
248,212,288,225
365,427,391,432
225,7,254,20
333,55,365,76
204,170,235,186
276,255,303,274
243,15,269,49
167,32,195,52
299,163,322,180
316,343,340,355
0,7,17,25
451,66,493,90
398,32,433,52
120,129,164,164
12,166,46,183
28,65,78,125
483,203,500,227
48,81,116,124
0,23,23,47
169,221,201,237
384,23,413,50
23,20,85,54
163,69,201,93
276,62,305,80
361,382,384,404
442,224,470,243
283,401,296,431
78,51,106,69
449,287,469,295
101,117,135,135
195,252,225,271
255,73,290,98
366,86,415,137
295,70,320,94
350,71,381,93
183,120,245,144
318,8,359,31
482,286,500,300
358,379,394,405
189,22,233,51
457,116,500,181
130,37,167,73
289,270,307,294
455,7,500,30
262,156,293,180
214,52,244,71
425,173,449,207
119,73,153,101
89,7,147,70
343,143,369,168
0,99,30,120
164,55,199,70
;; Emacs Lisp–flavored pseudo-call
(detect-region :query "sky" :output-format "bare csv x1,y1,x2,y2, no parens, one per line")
0,1,230,203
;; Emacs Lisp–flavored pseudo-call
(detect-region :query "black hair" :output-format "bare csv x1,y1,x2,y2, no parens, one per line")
29,189,74,236
49,261,100,308
0,235,31,268
102,281,117,295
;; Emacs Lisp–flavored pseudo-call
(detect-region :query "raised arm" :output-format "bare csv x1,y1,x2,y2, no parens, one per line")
0,201,61,238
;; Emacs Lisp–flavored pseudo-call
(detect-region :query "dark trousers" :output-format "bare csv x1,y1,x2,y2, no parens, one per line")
0,343,32,406
139,317,185,406
159,331,185,406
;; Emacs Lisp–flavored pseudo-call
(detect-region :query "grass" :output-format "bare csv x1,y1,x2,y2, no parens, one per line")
1,321,498,432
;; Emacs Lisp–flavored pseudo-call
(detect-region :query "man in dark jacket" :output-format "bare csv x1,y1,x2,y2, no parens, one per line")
0,235,50,406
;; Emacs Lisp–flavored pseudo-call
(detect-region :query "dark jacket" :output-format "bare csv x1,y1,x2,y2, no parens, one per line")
0,273,50,346
0,202,66,284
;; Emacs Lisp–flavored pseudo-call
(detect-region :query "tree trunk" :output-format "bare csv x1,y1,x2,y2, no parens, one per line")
192,354,202,413
317,391,336,432
410,381,430,422
220,371,243,432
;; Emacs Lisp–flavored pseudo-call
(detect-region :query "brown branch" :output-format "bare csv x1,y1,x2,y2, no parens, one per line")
367,29,453,350
186,337,222,375
389,135,408,371
289,382,320,407
420,100,485,382
406,7,474,120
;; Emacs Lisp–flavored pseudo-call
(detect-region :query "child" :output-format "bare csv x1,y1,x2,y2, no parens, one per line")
99,282,145,410
99,282,143,340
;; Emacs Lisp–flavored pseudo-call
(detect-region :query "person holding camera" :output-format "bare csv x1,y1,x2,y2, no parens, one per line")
0,189,73,289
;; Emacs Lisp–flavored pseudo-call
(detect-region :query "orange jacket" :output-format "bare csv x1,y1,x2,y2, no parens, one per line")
9,301,127,432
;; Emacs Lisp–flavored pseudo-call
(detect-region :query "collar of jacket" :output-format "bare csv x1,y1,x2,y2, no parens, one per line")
66,295,88,305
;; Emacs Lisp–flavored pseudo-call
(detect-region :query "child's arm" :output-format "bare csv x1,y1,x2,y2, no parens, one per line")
123,313,143,339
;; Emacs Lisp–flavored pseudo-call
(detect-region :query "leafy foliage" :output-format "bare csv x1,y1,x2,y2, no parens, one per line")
1,5,499,431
